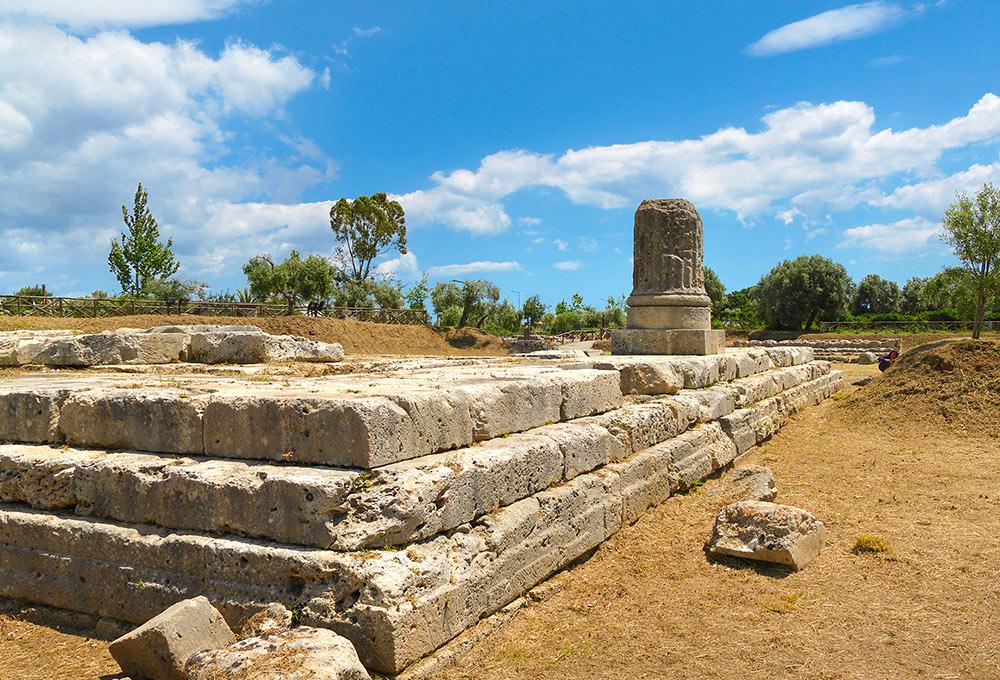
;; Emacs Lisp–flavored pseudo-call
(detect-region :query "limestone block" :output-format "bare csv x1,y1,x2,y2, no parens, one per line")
681,385,736,422
858,351,878,364
187,626,371,680
0,330,74,366
0,388,69,443
727,465,777,502
145,324,262,334
732,349,774,378
583,400,682,458
536,421,620,479
454,379,562,442
109,596,236,680
706,501,825,570
58,390,206,455
132,333,190,363
189,330,269,364
611,328,725,356
553,369,623,419
265,335,345,362
33,333,132,366
203,395,417,467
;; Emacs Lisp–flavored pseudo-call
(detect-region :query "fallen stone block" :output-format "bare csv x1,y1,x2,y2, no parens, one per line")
186,626,371,680
706,500,825,570
265,335,345,362
858,351,878,364
189,330,269,364
727,465,777,502
109,596,236,680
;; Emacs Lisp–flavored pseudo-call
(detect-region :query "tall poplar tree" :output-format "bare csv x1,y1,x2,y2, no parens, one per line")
108,182,180,296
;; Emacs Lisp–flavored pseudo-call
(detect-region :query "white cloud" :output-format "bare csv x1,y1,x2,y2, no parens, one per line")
0,0,251,30
427,261,522,278
869,54,908,68
374,251,421,280
873,162,1000,217
519,216,541,225
394,93,1000,232
577,237,598,252
839,217,943,254
0,22,325,290
553,260,583,271
353,26,382,38
747,2,906,57
553,238,568,251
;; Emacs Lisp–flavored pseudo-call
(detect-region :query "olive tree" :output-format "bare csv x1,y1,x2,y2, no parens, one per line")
704,266,726,310
941,183,1000,338
243,251,336,314
755,255,854,330
853,274,901,315
330,193,407,283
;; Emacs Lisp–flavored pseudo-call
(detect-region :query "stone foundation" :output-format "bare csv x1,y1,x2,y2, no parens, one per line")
0,347,841,675
611,328,726,355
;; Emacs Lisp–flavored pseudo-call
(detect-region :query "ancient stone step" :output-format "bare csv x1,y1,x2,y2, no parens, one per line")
0,364,833,550
0,365,623,468
0,371,842,675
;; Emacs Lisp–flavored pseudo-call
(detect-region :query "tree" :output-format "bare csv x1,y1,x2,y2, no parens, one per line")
941,183,1000,338
853,274,901,315
704,266,726,310
330,192,407,283
405,275,431,312
14,285,49,297
430,279,501,327
243,251,336,314
900,277,927,314
521,295,547,332
143,277,208,301
756,255,854,330
921,267,999,320
109,183,180,296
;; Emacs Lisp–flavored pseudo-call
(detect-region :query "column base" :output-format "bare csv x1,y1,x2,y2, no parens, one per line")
611,329,726,356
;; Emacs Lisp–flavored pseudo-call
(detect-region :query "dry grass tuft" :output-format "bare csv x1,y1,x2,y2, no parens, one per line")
853,533,892,554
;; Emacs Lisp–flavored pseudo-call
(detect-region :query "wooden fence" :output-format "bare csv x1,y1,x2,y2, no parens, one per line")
0,295,429,325
818,319,980,332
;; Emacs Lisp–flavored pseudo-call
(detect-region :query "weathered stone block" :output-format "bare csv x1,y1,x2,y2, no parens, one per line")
706,501,825,570
611,328,726,356
109,596,236,680
189,330,269,364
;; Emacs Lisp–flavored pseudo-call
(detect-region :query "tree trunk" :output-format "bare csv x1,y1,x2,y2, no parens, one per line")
973,272,986,340
458,302,471,328
803,310,818,331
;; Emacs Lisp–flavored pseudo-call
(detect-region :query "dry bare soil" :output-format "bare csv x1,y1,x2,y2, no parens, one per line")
1,341,998,679
0,314,507,357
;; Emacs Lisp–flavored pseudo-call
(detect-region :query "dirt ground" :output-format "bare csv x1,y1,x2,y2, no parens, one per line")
1,359,998,679
0,315,508,357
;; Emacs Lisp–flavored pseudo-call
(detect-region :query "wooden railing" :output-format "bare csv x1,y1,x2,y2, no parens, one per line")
552,328,613,344
0,295,429,325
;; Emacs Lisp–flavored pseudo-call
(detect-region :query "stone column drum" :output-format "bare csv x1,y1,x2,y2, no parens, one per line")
611,198,726,355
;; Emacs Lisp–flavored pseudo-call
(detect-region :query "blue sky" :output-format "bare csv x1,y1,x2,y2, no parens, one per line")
0,1,998,307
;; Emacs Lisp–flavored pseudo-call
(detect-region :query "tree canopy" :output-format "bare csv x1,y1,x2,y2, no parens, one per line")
941,183,1000,338
755,255,854,330
704,266,725,310
330,192,407,283
108,183,180,296
243,251,336,314
430,279,501,328
853,274,901,315
521,295,547,331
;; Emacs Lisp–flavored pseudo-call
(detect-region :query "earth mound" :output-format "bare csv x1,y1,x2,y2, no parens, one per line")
849,338,1000,434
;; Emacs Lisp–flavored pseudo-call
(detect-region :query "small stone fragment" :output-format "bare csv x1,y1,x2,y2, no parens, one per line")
857,351,878,364
239,602,293,640
728,465,777,502
706,500,825,570
109,596,236,680
852,375,875,387
186,626,371,680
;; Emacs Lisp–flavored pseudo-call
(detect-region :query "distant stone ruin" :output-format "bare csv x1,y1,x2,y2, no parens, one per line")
0,325,344,367
613,199,726,355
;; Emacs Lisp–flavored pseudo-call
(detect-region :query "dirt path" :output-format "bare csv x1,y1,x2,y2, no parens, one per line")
1,364,997,679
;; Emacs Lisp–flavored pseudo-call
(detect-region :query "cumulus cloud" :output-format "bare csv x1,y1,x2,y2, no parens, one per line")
747,2,906,57
839,217,943,254
395,93,1000,232
374,251,421,280
427,261,522,277
553,260,583,271
0,21,325,290
872,162,1000,217
0,0,252,30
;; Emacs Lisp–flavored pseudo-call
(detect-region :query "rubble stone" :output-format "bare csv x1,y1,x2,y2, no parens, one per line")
706,500,825,570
